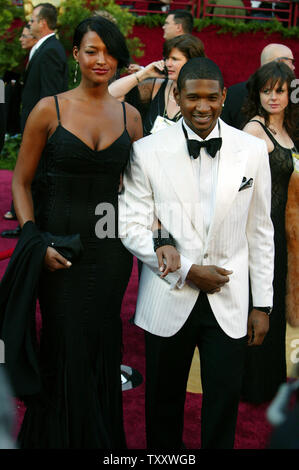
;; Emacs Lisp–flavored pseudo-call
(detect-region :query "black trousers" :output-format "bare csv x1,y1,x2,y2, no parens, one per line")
145,292,247,449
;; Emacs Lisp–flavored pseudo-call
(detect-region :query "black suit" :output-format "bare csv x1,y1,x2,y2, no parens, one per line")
21,34,68,132
221,81,248,130
0,101,5,154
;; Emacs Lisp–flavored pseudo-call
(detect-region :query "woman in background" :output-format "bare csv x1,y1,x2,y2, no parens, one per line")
109,34,205,136
242,61,298,404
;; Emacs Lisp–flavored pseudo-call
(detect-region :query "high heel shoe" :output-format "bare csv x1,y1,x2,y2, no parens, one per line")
3,211,17,220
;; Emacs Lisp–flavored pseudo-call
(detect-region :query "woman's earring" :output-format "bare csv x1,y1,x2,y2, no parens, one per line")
74,62,78,84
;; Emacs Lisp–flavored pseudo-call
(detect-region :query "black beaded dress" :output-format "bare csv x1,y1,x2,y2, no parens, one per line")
241,120,295,404
18,97,133,448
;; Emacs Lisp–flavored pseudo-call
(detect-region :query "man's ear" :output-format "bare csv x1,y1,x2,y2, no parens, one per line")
177,24,184,36
221,87,227,106
173,87,180,106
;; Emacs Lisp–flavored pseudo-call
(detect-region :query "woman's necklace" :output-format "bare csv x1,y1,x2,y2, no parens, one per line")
267,125,277,135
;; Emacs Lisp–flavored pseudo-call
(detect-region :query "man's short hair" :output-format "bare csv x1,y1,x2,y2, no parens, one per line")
171,10,194,34
177,57,224,92
35,3,57,30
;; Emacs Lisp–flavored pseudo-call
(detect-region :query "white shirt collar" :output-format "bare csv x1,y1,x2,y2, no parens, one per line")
29,32,55,60
182,119,220,141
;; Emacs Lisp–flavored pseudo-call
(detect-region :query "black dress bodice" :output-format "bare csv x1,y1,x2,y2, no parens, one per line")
37,111,131,238
142,79,181,136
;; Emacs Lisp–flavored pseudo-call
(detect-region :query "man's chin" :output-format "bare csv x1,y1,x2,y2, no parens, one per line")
189,120,216,138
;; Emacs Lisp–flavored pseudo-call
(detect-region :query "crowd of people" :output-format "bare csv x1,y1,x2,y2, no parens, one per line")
0,4,298,450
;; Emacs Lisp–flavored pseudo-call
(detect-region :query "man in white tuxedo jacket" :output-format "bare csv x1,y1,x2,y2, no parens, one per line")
119,58,274,449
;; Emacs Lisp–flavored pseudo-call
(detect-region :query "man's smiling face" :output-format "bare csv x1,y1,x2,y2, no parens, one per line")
175,78,227,139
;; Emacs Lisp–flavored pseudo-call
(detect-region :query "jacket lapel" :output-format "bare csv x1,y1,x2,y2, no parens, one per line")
207,119,247,244
24,36,55,82
158,120,205,240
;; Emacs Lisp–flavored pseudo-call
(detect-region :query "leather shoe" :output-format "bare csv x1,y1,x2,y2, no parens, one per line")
1,226,21,238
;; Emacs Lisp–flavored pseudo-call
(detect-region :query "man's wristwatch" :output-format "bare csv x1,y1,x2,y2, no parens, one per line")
253,306,272,315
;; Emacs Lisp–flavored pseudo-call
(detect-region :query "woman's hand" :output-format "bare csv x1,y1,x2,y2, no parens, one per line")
44,246,72,272
142,60,166,80
156,245,181,279
127,63,143,74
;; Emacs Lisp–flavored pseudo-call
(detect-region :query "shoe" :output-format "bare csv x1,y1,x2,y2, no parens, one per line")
3,211,17,220
1,226,21,238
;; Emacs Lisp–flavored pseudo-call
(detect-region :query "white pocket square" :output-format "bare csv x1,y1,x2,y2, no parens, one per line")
239,177,253,191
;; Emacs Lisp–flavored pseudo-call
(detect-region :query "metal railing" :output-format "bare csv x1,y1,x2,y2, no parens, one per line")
201,0,296,27
116,0,198,15
115,0,298,26
10,0,299,27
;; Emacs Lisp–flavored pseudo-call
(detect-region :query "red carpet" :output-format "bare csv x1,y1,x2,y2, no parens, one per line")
0,169,274,448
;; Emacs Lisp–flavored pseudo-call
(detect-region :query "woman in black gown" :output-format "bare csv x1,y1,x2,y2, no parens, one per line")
241,61,298,404
11,17,143,448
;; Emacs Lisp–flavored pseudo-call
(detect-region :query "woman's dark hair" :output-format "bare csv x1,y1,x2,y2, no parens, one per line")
243,61,298,139
73,17,130,69
163,34,205,61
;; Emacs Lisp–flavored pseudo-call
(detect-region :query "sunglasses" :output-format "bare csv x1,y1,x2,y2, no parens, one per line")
276,57,295,65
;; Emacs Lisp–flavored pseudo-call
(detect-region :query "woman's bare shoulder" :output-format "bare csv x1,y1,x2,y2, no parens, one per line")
243,116,266,138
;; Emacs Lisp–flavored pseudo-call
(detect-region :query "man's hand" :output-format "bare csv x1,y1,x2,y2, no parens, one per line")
44,246,72,272
186,264,233,294
156,245,181,278
247,309,269,346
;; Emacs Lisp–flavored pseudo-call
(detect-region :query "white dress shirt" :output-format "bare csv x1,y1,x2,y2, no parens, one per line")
176,119,221,287
28,33,55,61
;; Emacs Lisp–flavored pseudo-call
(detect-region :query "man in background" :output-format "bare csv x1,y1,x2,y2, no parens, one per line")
2,25,38,222
162,9,194,40
20,2,68,132
1,3,68,238
128,9,194,75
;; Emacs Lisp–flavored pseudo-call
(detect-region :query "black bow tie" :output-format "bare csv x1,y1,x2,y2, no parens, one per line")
182,123,222,159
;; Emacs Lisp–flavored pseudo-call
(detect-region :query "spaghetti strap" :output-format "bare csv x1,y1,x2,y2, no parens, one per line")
150,78,157,100
121,101,127,129
53,95,61,126
249,119,277,146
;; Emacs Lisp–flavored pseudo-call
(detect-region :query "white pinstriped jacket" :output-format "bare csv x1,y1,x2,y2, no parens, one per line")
119,118,274,339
